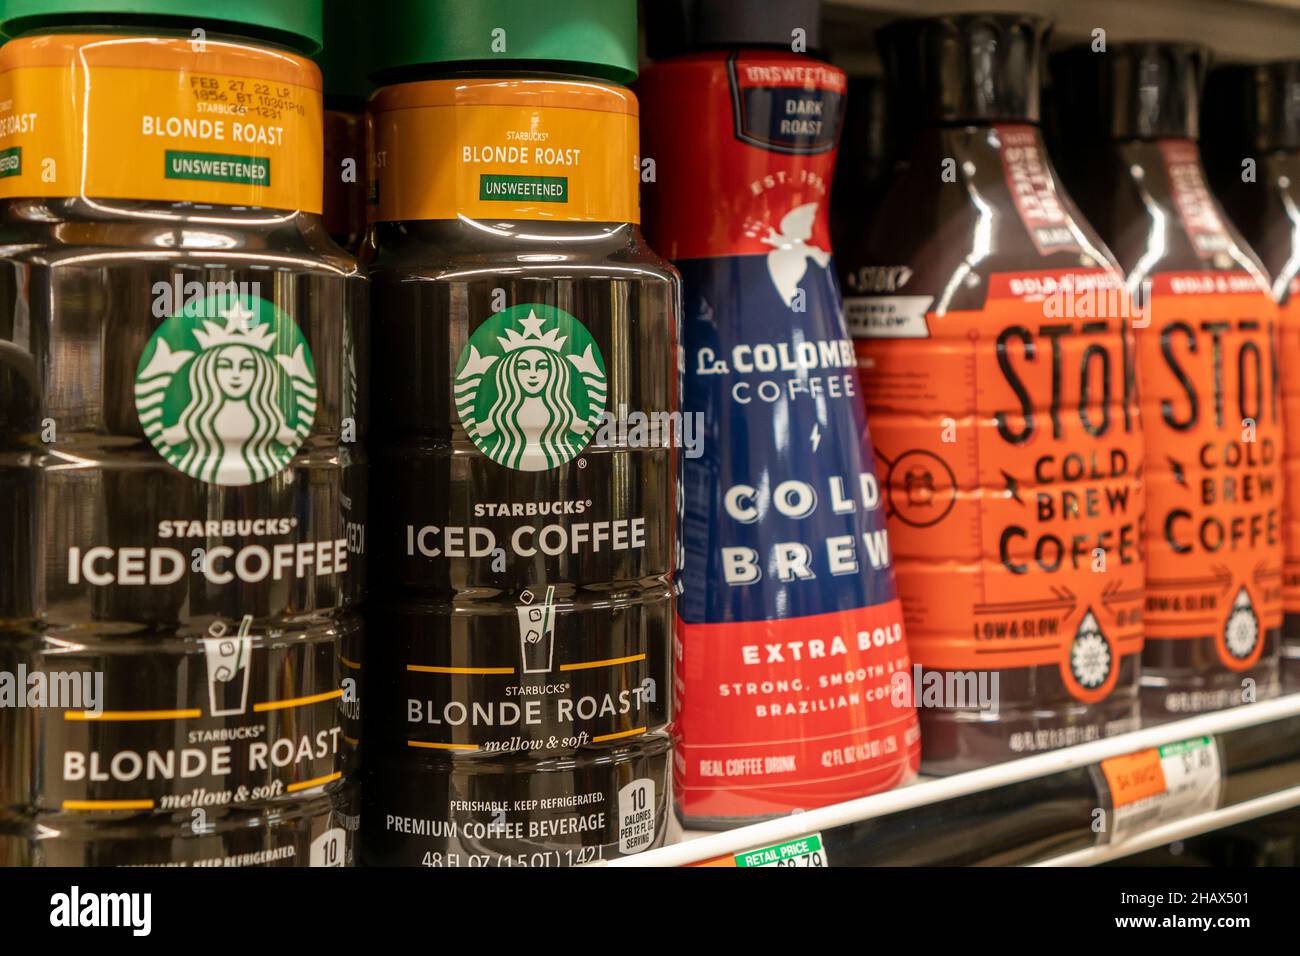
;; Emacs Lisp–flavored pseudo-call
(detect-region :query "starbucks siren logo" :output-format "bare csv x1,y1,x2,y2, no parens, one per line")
135,294,316,485
455,304,607,470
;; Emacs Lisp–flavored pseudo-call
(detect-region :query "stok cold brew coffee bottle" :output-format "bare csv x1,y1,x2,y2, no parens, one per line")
642,0,920,827
1204,63,1300,693
0,0,367,866
317,0,369,254
840,14,1145,774
362,0,676,866
1055,43,1282,722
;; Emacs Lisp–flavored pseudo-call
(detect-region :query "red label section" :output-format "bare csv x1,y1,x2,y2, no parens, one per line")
674,601,921,821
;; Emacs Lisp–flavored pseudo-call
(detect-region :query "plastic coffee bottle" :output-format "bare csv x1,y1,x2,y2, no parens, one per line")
362,0,676,866
317,0,369,253
1204,62,1300,693
641,0,921,827
831,75,892,258
1055,42,1282,722
0,0,366,865
840,14,1145,774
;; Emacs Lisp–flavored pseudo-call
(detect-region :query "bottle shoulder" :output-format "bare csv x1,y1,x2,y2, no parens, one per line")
839,126,1120,306
0,199,362,277
364,220,680,286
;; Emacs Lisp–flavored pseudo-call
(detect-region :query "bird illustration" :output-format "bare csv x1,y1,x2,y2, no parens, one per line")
762,202,830,307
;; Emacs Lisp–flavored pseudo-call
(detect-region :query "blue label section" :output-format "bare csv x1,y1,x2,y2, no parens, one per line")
678,253,897,625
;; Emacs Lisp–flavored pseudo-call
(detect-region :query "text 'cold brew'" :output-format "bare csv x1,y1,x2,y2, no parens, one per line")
1203,61,1300,693
642,0,920,826
1056,41,1283,721
0,0,366,866
840,14,1146,772
362,0,677,865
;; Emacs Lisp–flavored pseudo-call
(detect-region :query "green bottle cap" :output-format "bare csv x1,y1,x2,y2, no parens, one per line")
0,0,322,56
370,0,638,85
316,0,372,106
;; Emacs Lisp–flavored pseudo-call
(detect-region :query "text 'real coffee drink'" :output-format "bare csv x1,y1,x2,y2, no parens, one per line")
317,0,370,254
362,0,676,866
1055,43,1283,722
1204,63,1300,693
840,14,1145,774
0,0,367,866
642,0,920,827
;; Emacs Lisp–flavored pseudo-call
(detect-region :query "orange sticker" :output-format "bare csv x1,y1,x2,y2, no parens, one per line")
369,77,640,224
0,34,323,213
1101,748,1167,807
855,270,1145,703
1139,274,1282,670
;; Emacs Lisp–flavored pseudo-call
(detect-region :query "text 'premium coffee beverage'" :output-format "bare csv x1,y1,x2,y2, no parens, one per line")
1204,62,1300,693
0,0,367,866
642,0,920,826
1056,42,1283,722
841,14,1145,774
362,0,677,866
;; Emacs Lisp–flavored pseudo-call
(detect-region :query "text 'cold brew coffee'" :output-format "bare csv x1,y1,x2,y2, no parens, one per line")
840,14,1145,773
362,0,678,865
1204,62,1300,693
1056,42,1283,721
642,0,921,826
0,0,367,866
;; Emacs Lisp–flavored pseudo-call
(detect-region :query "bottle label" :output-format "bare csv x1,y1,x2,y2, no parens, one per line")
3,790,357,866
1159,140,1234,259
849,270,1146,701
454,304,606,471
136,291,316,486
0,34,323,212
996,124,1083,255
360,743,669,866
642,50,918,822
1141,273,1282,669
369,78,640,223
0,616,360,812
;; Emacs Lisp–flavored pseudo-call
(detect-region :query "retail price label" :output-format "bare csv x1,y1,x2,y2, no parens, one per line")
694,833,829,868
1098,736,1222,845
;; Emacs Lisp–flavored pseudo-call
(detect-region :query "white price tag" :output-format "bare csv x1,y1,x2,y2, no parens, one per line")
1100,736,1222,845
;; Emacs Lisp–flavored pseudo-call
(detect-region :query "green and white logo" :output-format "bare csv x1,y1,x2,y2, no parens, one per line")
455,304,606,471
135,294,316,486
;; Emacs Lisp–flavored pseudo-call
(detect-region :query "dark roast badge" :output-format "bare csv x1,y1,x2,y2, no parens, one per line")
728,53,845,154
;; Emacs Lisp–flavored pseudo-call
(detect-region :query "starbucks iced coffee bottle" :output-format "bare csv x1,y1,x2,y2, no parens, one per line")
362,0,676,866
641,0,921,826
0,0,367,865
1204,63,1300,693
840,14,1145,774
1055,42,1282,721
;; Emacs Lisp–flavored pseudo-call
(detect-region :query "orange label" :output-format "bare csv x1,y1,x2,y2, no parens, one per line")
0,34,323,213
854,270,1145,703
369,78,640,224
1281,287,1300,615
1101,748,1167,807
1140,274,1282,670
